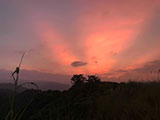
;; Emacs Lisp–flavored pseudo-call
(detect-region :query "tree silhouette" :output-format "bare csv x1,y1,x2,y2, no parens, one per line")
87,75,100,83
71,74,86,85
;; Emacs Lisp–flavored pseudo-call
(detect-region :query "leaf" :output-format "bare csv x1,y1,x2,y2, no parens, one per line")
17,82,39,90
14,99,33,120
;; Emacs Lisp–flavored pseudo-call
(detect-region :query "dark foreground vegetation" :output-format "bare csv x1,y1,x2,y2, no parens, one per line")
1,74,160,120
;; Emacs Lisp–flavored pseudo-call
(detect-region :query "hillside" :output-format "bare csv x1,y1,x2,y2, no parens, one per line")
1,80,160,120
0,83,26,93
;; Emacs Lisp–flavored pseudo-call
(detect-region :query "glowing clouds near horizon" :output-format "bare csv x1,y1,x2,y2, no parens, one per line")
31,0,160,75
38,18,141,75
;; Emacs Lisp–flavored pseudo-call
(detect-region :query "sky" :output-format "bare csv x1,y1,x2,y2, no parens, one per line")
0,0,160,83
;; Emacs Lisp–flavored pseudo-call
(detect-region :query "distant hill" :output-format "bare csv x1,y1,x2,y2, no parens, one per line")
35,81,70,91
0,83,27,93
0,81,70,91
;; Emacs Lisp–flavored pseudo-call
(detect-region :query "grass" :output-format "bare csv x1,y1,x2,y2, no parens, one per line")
5,53,38,120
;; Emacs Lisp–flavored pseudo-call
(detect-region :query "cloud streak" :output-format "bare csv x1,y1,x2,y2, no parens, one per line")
0,0,160,80
71,61,87,67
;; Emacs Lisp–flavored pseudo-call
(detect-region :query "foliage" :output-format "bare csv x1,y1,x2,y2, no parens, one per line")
1,74,160,120
71,74,86,85
4,53,38,120
71,74,100,85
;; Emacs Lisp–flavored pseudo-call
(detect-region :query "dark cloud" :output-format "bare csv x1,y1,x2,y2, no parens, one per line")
115,60,160,82
116,69,128,73
103,69,129,76
101,60,160,82
132,60,160,73
71,61,87,67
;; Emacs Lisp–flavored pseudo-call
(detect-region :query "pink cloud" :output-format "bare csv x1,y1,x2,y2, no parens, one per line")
20,0,160,76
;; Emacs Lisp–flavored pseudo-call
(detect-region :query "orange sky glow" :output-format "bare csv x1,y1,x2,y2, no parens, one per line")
28,0,160,76
1,0,160,81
